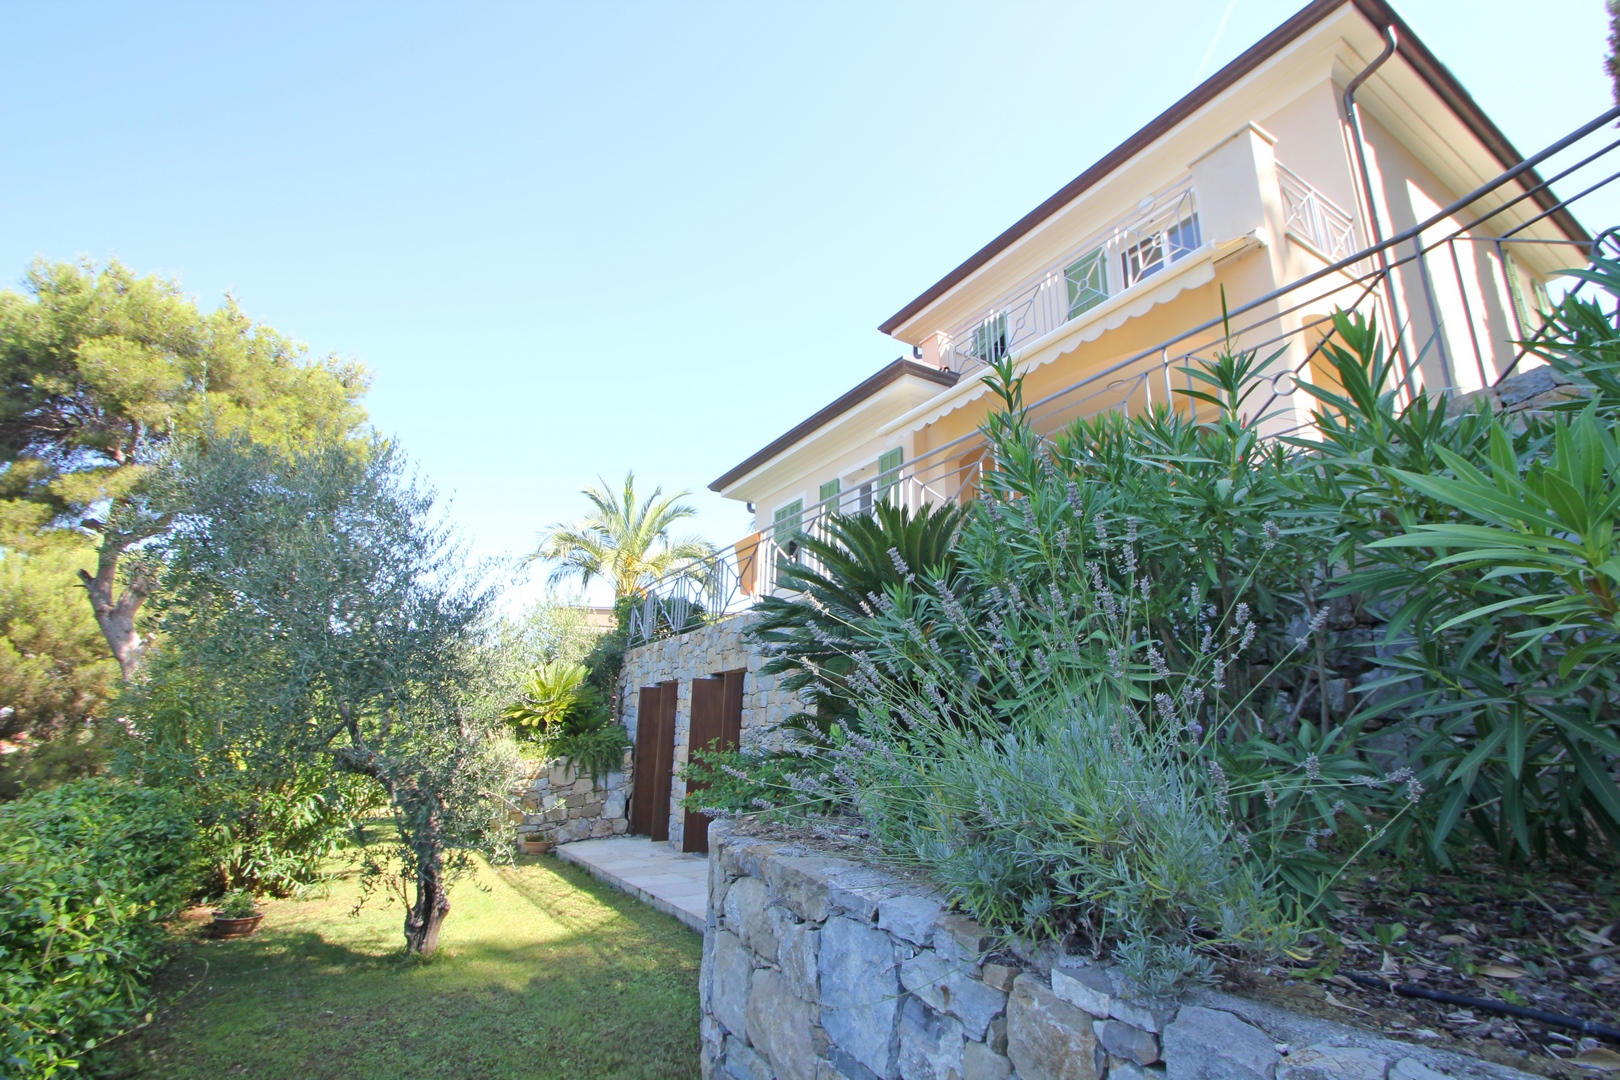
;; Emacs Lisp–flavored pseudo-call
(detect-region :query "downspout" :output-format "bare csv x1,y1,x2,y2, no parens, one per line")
1342,25,1418,388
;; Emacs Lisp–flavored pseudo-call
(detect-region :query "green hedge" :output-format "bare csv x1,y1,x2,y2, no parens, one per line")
0,779,198,1077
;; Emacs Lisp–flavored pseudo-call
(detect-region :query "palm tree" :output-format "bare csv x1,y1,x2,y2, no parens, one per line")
532,472,714,600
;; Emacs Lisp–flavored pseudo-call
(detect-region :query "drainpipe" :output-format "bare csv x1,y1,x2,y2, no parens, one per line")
1342,25,1418,389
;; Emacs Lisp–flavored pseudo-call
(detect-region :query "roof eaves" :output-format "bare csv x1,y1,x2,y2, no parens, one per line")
878,0,1585,338
708,359,958,494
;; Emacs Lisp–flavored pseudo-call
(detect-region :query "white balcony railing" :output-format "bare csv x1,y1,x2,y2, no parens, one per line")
1279,163,1359,264
939,179,1202,374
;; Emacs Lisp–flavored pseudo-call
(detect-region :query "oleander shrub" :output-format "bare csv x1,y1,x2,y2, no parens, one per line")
0,779,198,1077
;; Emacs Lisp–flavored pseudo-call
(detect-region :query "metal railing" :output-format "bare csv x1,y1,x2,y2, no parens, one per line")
626,105,1620,648
1279,163,1359,265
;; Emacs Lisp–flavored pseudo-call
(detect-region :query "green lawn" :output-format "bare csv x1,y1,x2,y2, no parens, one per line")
112,853,702,1079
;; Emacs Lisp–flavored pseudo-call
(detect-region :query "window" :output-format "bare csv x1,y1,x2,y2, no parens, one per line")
876,448,903,505
970,313,1009,365
1122,211,1201,289
772,499,805,589
1167,213,1201,260
1064,247,1109,321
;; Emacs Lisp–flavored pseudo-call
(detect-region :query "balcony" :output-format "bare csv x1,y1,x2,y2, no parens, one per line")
938,179,1202,374
1278,163,1359,265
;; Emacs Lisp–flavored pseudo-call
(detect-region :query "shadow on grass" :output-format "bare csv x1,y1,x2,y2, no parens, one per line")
105,855,702,1080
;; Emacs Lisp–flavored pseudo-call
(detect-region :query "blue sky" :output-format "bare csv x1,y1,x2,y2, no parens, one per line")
1,1,1611,604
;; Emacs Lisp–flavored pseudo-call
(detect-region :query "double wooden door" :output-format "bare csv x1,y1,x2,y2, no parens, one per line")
627,672,745,850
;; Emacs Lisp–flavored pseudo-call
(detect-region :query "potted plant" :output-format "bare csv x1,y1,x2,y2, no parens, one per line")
520,835,555,856
211,889,264,938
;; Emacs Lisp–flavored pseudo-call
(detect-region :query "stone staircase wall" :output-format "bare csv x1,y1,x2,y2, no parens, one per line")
509,751,631,844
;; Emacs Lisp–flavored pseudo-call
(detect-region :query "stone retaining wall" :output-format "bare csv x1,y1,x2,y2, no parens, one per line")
701,823,1536,1080
619,613,805,848
508,751,631,844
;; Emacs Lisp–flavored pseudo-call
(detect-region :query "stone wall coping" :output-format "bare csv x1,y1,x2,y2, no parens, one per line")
702,821,1540,1080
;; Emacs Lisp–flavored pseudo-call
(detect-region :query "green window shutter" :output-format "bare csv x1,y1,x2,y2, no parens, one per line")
1064,247,1109,321
772,499,804,543
819,479,841,504
877,449,903,505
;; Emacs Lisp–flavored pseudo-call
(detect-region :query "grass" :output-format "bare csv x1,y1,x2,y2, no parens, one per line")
106,851,702,1080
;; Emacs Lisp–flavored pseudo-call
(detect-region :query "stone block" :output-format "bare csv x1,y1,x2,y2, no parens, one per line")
766,855,847,922
780,921,821,1001
713,930,752,1043
589,818,613,838
611,817,629,834
897,996,965,1080
933,915,993,961
1006,974,1100,1080
985,1016,1006,1055
980,964,1018,993
898,953,1006,1041
701,929,718,1015
879,894,944,947
1108,995,1178,1035
1050,964,1112,1019
725,877,782,961
1276,1045,1387,1080
748,968,825,1080
1162,1006,1279,1080
723,1035,774,1080
1095,1020,1159,1066
826,866,905,922
603,790,627,819
962,1040,1012,1080
1106,1062,1165,1080
820,916,902,1079
1390,1059,1448,1080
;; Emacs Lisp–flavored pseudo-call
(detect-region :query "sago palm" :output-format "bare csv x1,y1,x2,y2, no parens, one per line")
532,472,714,599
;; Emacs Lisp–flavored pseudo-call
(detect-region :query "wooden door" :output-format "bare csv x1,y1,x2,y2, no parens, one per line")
682,670,747,854
649,681,678,842
629,686,662,836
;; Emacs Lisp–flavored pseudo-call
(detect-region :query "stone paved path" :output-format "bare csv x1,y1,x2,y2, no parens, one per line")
554,837,708,932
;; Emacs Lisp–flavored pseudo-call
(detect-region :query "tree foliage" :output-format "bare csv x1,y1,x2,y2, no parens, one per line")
147,437,514,956
533,471,712,600
0,259,368,676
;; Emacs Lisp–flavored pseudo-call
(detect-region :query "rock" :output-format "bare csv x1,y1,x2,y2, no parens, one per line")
1105,1062,1162,1080
1390,1059,1449,1080
724,877,783,961
1050,964,1112,1018
602,790,627,818
1109,995,1178,1035
826,866,906,922
723,1035,774,1080
980,963,1019,993
879,894,945,946
820,916,902,1078
712,930,752,1043
933,915,994,960
962,1040,1012,1080
1276,1044,1386,1080
766,855,845,922
611,817,629,834
985,1016,1007,1056
898,996,966,1080
898,953,1007,1040
1006,974,1101,1080
748,968,825,1080
1162,1006,1279,1080
826,1045,885,1080
589,818,613,838
701,931,718,1014
781,921,821,1001
1095,1020,1159,1066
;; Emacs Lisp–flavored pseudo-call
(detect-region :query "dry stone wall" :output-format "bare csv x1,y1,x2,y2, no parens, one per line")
619,613,804,848
702,823,1537,1080
507,751,630,844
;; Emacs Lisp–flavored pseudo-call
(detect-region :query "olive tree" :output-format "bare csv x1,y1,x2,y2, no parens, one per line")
151,437,514,955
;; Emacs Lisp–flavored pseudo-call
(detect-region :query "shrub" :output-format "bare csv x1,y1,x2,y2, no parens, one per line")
0,779,198,1076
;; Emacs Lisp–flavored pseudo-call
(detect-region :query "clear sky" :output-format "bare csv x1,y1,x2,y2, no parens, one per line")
1,1,1612,605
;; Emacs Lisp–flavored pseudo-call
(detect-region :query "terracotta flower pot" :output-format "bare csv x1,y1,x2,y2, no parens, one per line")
521,839,555,855
210,912,264,939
